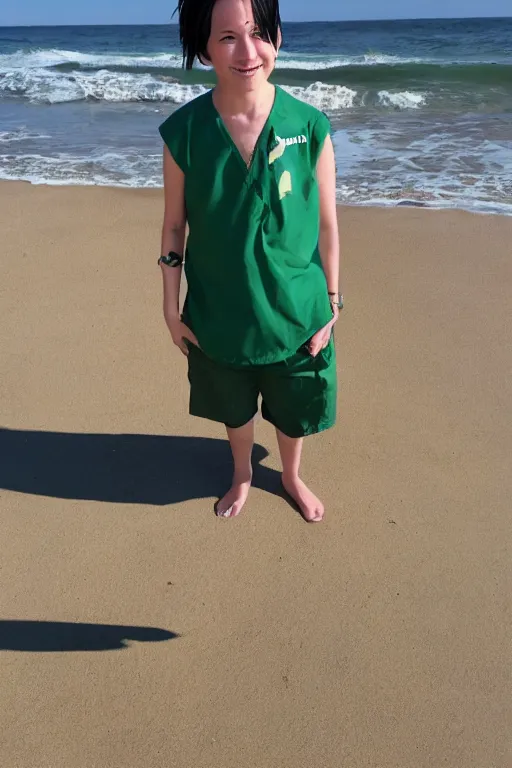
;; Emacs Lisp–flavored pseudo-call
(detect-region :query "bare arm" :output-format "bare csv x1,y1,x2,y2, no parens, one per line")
308,135,341,357
161,145,186,320
317,134,340,296
160,145,199,354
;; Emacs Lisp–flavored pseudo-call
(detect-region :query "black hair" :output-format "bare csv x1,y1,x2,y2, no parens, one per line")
174,0,282,70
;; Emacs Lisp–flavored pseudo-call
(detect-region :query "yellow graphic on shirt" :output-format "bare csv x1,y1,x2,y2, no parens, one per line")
278,170,292,200
269,135,286,165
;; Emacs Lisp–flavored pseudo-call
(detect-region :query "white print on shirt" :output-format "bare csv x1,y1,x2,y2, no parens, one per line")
278,170,292,200
282,135,308,145
269,134,308,165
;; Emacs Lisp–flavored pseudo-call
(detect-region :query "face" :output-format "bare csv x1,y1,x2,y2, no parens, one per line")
205,0,280,91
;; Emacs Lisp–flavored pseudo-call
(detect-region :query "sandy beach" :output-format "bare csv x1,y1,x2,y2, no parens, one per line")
1,180,511,767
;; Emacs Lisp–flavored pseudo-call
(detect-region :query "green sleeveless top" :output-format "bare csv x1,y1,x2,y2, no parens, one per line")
159,85,333,367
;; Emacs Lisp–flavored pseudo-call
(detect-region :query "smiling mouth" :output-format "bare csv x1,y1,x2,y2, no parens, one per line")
232,65,262,75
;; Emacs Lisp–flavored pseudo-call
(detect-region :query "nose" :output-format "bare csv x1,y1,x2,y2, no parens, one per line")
235,32,258,63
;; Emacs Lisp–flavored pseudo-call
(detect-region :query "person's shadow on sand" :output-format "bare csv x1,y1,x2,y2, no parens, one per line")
0,620,178,652
0,427,282,506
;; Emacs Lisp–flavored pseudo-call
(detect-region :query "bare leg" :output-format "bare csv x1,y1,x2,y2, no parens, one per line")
216,418,255,518
276,429,324,523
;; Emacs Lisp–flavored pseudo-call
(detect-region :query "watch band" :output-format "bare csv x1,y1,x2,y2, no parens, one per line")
328,292,344,310
158,251,183,268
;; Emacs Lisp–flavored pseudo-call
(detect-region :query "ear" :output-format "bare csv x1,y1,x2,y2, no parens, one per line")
276,27,282,55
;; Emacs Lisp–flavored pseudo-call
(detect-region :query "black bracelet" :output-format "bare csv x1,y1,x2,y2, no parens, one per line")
158,251,183,268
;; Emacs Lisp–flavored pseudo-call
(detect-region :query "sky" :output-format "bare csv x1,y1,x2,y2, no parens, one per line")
1,0,511,26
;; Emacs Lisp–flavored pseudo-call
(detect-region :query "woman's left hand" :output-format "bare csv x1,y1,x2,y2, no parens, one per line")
308,305,339,357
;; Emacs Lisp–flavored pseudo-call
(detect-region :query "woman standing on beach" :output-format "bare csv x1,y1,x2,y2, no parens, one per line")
159,0,342,522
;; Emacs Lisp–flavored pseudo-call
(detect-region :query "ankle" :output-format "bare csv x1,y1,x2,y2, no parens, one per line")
233,467,253,485
281,470,300,485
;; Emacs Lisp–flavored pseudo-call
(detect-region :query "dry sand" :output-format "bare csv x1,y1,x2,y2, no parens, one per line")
1,181,511,767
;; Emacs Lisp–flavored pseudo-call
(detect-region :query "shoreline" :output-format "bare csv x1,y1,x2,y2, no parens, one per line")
1,178,511,219
3,18,511,224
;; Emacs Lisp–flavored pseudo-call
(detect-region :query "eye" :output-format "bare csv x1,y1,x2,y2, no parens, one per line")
220,35,235,42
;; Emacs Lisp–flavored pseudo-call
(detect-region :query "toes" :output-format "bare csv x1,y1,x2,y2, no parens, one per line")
215,485,250,518
216,503,232,518
303,503,324,523
216,502,244,518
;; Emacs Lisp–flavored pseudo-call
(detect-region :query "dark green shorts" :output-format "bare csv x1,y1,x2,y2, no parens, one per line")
187,338,337,438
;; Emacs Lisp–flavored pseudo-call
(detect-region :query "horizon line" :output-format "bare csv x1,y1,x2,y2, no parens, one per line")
1,15,511,28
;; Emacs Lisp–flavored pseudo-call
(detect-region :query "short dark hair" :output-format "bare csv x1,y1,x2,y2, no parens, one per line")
174,0,282,70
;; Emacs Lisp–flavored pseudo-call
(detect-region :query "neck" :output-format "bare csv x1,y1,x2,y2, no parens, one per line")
213,81,275,117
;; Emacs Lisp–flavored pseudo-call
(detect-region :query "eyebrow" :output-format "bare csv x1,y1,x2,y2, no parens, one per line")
220,22,254,33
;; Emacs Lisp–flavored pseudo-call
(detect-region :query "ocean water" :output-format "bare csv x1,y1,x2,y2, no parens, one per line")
0,18,511,214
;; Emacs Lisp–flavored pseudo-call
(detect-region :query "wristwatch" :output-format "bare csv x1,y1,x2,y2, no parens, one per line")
158,251,183,268
328,292,344,310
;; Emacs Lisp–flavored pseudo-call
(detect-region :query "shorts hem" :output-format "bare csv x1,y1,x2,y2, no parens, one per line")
261,414,336,438
190,407,259,430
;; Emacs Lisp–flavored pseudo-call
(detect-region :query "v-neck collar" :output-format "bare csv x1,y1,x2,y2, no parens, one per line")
211,85,280,177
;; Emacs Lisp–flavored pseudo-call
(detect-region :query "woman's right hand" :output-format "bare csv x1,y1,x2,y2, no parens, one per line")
165,314,200,356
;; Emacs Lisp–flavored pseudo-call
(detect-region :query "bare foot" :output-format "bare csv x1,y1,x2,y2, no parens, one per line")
215,474,252,519
281,475,325,523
